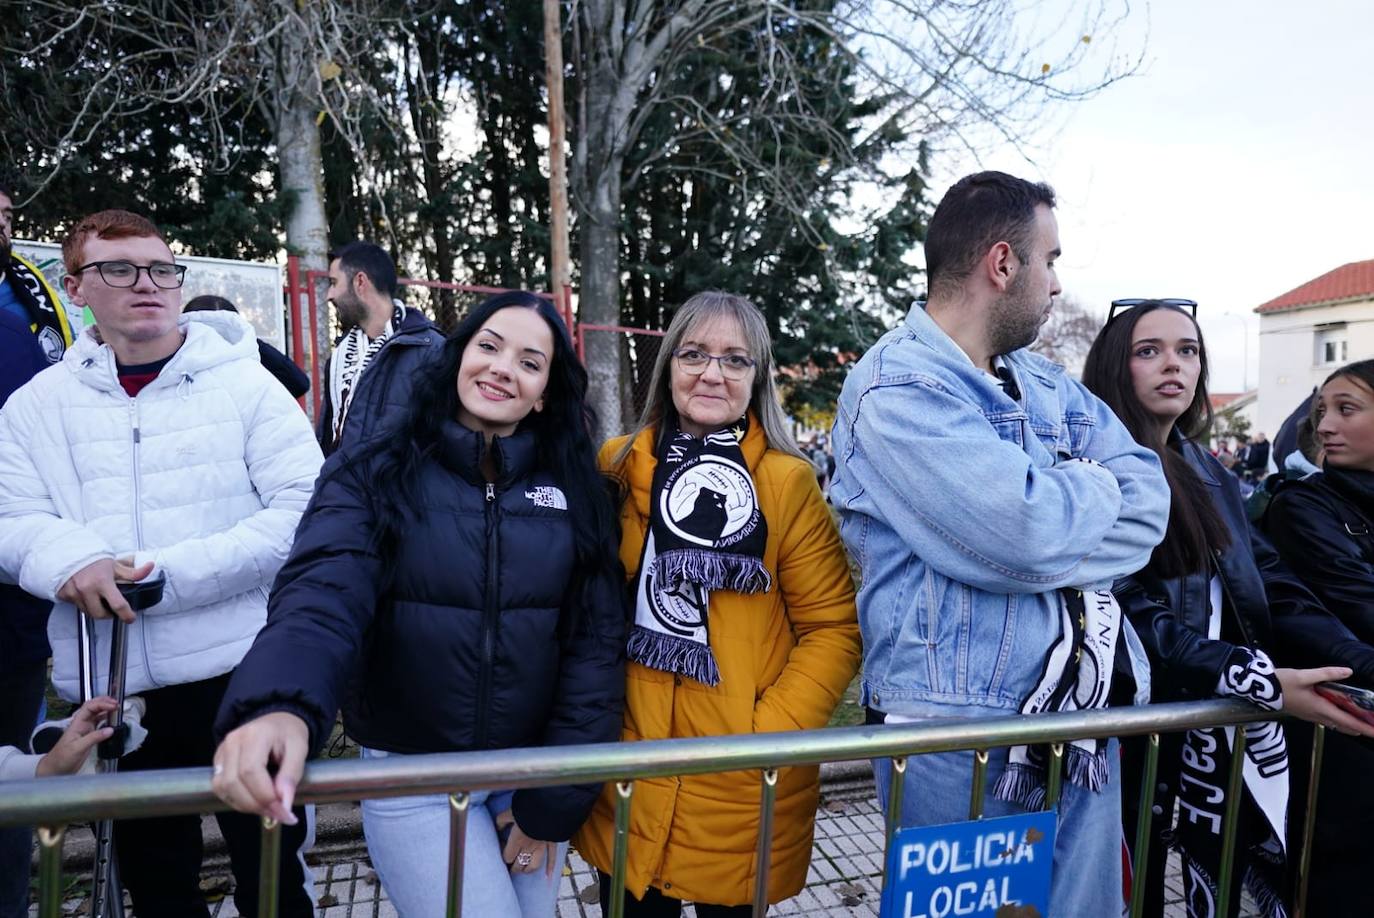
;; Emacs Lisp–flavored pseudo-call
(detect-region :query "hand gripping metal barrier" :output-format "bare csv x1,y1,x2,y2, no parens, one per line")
0,700,1328,918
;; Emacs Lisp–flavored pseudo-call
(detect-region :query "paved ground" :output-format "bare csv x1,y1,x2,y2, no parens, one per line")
30,775,1258,916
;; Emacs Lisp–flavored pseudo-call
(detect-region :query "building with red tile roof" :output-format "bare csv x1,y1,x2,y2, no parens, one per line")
1255,259,1374,434
1255,259,1374,314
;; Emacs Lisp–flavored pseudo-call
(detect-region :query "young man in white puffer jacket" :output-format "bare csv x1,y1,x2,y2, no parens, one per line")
0,210,323,918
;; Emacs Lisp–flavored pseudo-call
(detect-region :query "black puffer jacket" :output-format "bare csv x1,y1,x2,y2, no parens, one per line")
216,422,627,841
317,308,445,456
1113,437,1374,697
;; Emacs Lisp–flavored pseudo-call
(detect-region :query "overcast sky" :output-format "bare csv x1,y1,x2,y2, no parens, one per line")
923,0,1374,392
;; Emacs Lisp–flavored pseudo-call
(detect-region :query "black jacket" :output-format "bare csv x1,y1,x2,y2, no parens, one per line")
217,424,627,841
316,308,445,456
257,339,310,398
1113,437,1374,698
1265,467,1374,648
0,308,54,667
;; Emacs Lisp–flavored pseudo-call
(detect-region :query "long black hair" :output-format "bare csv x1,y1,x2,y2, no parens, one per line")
1081,302,1231,578
340,291,620,623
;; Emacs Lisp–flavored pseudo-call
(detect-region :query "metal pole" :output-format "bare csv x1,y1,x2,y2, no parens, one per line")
967,750,989,820
89,618,127,918
446,792,470,918
608,781,633,918
883,757,907,852
306,274,323,420
36,825,64,918
1129,733,1160,918
1218,313,1251,392
1214,726,1248,918
1294,725,1326,918
1043,742,1064,811
543,0,572,331
0,701,1282,829
752,768,778,917
257,816,282,918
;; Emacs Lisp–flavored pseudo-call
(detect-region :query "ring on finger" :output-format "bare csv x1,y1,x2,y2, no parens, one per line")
516,851,533,868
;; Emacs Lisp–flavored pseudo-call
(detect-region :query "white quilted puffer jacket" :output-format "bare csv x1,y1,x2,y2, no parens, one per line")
0,311,324,699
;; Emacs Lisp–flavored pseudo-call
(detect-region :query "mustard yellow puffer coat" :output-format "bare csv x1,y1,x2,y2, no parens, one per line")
574,419,861,906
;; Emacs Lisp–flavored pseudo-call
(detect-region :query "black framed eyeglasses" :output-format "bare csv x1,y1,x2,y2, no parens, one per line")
75,260,187,289
1107,298,1197,324
672,347,757,380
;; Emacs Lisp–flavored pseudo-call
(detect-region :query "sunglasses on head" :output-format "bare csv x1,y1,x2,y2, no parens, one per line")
1107,298,1198,324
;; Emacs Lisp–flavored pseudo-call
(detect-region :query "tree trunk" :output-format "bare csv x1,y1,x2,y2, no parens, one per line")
579,186,624,442
276,94,332,412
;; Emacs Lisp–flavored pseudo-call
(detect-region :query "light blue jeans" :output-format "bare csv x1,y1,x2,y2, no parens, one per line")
874,737,1124,917
360,748,568,917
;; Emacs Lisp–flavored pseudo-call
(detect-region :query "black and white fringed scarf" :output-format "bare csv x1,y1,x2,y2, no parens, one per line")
628,418,770,686
1176,647,1288,918
994,588,1146,808
329,299,405,446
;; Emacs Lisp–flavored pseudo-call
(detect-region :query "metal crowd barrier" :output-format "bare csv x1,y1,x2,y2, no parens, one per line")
0,700,1326,918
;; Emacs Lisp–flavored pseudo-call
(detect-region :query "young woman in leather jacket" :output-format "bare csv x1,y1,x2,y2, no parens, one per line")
1082,300,1374,917
1263,358,1374,918
211,292,626,917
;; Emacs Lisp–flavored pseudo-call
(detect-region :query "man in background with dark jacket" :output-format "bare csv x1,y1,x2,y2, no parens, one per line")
0,181,73,368
317,242,443,456
0,310,55,918
0,180,73,918
1245,430,1272,481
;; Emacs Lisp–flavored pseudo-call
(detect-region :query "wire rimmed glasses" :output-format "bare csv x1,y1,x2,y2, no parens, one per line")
672,347,757,380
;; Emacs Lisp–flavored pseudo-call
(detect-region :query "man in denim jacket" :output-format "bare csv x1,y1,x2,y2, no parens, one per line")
830,171,1169,915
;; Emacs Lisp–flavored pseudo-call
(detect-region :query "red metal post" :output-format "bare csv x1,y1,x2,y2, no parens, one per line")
307,272,323,419
285,256,307,409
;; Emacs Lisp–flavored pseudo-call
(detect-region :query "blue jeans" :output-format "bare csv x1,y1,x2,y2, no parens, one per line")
874,737,1124,917
360,749,568,917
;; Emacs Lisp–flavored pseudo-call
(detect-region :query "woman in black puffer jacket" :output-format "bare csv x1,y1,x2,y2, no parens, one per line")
1263,358,1374,918
1082,300,1374,917
212,292,626,917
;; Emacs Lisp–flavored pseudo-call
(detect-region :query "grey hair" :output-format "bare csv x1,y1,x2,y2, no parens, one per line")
613,291,806,467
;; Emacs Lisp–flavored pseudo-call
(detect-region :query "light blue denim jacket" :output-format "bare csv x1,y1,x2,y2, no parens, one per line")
830,304,1169,716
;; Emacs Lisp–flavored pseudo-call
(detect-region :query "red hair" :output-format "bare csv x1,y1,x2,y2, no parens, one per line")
62,210,166,274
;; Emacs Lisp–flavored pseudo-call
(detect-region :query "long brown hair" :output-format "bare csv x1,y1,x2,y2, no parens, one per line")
613,291,806,468
1082,302,1231,577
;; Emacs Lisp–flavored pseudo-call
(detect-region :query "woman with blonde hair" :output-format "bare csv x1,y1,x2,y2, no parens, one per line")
575,291,860,916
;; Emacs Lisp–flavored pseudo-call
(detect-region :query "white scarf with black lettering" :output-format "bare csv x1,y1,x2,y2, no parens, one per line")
1177,647,1288,918
329,300,404,446
994,588,1140,807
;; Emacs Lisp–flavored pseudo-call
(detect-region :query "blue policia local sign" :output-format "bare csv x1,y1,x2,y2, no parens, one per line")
879,811,1057,918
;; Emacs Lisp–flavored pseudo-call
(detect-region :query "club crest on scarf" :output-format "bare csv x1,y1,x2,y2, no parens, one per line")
628,418,771,686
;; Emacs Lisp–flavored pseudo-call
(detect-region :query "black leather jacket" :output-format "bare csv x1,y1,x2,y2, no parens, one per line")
1114,437,1374,699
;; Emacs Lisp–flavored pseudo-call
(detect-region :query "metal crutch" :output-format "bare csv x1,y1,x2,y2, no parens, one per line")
78,611,128,918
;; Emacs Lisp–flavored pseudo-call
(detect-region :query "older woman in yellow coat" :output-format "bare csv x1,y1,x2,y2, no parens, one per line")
575,291,861,916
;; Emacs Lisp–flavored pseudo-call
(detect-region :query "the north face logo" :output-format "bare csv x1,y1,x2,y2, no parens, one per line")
525,486,567,510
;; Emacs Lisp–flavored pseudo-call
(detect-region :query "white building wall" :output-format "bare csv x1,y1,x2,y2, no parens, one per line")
1256,297,1374,435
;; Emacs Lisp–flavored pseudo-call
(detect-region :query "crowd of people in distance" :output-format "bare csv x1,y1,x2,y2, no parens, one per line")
3,171,1374,918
